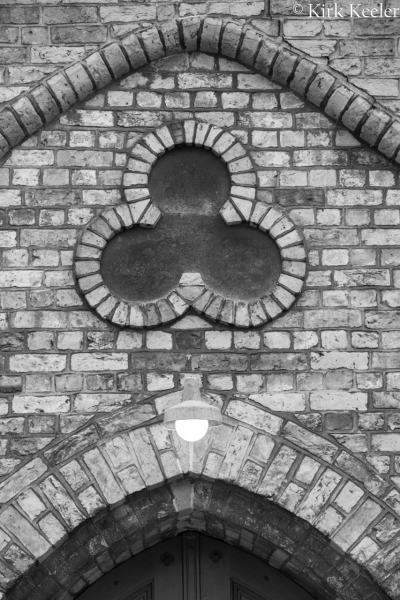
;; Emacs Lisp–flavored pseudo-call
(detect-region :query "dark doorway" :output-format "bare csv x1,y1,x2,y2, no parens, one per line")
78,532,314,600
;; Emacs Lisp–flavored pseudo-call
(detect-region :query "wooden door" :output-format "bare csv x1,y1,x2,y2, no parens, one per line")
78,536,183,600
78,533,314,600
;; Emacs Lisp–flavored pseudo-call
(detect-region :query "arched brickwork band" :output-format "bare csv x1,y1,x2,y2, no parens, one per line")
74,119,307,328
5,478,389,600
0,393,398,600
0,19,400,166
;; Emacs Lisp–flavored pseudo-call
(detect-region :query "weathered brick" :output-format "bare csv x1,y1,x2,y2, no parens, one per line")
121,34,147,70
251,353,307,371
200,17,222,54
333,499,382,551
0,458,46,503
0,506,50,558
310,391,367,410
258,445,297,497
30,85,59,124
47,72,77,112
102,43,130,80
271,50,297,86
311,351,368,370
192,353,248,371
12,97,43,136
100,5,156,23
10,354,66,372
40,475,84,527
52,25,106,44
342,96,373,132
0,7,40,23
283,422,338,462
43,7,98,24
0,109,24,147
221,21,242,58
64,63,93,101
360,109,391,147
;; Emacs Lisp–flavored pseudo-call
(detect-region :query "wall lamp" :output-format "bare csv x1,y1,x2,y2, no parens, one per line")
163,377,223,442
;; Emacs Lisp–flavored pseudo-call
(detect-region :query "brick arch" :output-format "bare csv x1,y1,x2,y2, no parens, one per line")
75,118,307,329
4,477,390,600
0,17,400,165
0,395,398,599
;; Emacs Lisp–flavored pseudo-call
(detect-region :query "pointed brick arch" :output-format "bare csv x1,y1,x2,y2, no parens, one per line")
4,478,390,600
0,395,398,600
0,17,400,165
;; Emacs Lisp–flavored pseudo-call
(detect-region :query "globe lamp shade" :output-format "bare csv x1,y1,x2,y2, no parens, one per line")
175,419,209,442
163,378,222,442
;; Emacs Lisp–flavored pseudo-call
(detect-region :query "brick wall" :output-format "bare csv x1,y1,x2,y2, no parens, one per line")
0,8,400,600
2,1,400,110
5,477,391,600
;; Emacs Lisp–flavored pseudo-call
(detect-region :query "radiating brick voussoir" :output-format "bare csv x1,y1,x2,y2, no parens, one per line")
272,284,297,310
65,62,93,102
231,197,253,220
0,108,25,147
129,304,145,327
378,120,400,159
88,216,114,241
271,49,298,86
360,108,392,147
141,131,166,156
203,294,224,321
211,131,236,156
75,259,100,278
160,20,183,55
200,17,223,54
30,84,59,124
46,72,77,112
181,17,202,52
114,204,134,228
139,202,161,228
84,52,113,89
249,201,269,227
101,208,122,232
111,301,130,327
306,71,336,108
341,95,373,132
140,27,165,61
102,43,130,80
324,85,355,121
184,120,196,145
290,58,317,97
121,34,148,70
254,39,280,76
12,96,44,135
220,20,243,59
238,28,263,67
81,230,108,250
220,199,244,225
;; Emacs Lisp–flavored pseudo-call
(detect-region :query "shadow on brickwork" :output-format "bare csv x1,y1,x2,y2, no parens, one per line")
6,477,389,600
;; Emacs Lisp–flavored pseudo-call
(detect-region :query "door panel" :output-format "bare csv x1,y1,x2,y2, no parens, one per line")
231,580,268,600
79,537,183,600
124,581,153,600
78,533,314,600
199,535,312,600
182,533,200,600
